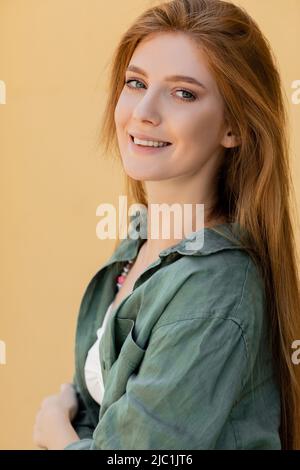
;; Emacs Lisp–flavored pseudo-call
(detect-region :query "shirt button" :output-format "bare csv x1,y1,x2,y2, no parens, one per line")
103,361,106,370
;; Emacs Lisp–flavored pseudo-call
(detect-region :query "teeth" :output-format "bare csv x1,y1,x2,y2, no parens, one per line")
133,136,169,147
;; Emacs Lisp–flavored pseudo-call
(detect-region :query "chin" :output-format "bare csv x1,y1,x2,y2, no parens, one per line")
121,161,155,181
124,170,152,182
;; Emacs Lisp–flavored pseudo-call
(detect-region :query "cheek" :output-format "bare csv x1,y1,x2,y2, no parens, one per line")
184,103,224,150
114,92,132,129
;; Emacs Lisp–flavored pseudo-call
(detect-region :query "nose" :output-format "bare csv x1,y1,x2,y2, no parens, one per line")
131,90,161,125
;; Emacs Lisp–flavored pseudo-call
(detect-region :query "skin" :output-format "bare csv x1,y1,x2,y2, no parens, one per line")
115,32,240,265
33,383,80,449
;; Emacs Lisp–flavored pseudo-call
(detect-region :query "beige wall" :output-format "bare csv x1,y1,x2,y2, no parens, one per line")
0,0,299,449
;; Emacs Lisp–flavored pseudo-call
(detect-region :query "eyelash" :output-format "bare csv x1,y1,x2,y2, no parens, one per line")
124,78,197,102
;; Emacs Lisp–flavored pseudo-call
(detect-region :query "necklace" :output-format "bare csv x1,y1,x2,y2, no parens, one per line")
116,241,147,290
116,259,134,290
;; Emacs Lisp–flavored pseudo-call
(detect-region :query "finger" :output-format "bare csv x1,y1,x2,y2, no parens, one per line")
60,383,70,392
60,383,73,391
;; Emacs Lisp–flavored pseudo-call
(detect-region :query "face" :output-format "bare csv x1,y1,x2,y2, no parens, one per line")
114,32,234,183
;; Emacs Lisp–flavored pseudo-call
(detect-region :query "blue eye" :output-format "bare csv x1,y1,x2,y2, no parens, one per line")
124,78,197,102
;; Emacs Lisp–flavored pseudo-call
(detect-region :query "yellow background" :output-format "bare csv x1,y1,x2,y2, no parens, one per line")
0,0,299,449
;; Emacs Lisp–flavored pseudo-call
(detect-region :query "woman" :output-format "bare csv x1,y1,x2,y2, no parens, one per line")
33,0,300,450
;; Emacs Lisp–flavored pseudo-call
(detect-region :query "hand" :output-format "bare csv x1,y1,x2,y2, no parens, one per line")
59,383,79,422
33,383,79,449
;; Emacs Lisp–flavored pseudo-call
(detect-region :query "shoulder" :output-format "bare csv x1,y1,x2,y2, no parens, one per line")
154,248,266,345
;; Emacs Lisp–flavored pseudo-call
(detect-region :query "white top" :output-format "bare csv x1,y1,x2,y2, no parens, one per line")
84,301,114,405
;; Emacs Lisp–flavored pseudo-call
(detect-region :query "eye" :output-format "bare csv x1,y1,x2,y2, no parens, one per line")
175,89,197,102
125,78,197,102
125,79,146,90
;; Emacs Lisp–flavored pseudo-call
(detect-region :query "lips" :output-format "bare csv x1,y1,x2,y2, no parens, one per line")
128,134,172,154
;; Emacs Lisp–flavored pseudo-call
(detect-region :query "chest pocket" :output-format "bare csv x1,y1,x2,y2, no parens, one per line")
99,316,146,385
98,317,146,419
117,318,146,368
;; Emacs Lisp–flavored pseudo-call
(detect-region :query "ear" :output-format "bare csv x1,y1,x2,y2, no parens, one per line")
221,128,241,149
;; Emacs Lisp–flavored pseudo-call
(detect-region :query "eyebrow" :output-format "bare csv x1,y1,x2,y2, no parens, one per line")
126,65,207,90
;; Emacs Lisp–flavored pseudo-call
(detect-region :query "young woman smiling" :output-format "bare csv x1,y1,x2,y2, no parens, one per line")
34,0,300,450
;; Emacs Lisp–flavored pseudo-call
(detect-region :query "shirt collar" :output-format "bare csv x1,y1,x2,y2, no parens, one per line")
103,211,246,266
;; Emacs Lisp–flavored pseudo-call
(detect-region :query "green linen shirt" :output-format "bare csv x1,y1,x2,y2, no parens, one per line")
64,214,281,450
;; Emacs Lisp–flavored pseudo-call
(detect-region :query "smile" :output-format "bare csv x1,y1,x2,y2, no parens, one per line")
128,134,173,154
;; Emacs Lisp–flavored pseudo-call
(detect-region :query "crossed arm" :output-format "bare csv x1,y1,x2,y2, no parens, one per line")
33,383,81,450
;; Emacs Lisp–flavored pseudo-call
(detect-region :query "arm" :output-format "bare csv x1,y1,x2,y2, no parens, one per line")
33,383,81,450
64,314,249,450
70,377,97,440
46,416,81,450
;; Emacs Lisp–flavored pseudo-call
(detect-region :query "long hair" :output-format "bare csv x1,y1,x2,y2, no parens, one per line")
97,0,300,449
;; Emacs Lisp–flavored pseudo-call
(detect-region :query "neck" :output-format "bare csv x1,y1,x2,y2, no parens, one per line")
139,204,226,266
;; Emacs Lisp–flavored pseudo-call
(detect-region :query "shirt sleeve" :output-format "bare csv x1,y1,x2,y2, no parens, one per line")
64,314,249,450
68,375,96,441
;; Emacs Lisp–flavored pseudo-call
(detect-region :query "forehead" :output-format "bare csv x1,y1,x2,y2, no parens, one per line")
129,32,216,91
